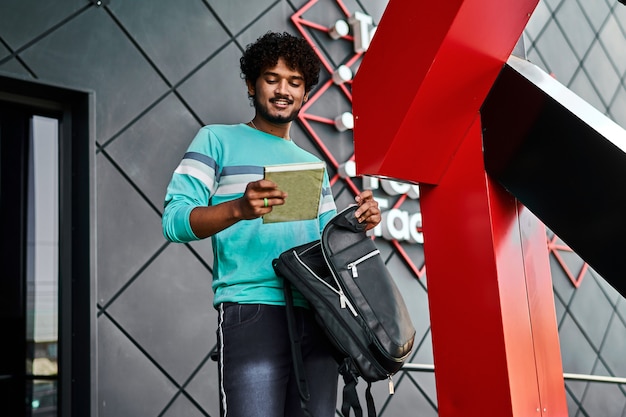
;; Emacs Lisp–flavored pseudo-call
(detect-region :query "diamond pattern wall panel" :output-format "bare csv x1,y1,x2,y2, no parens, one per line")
95,155,167,305
18,7,170,141
97,317,180,417
0,0,87,49
103,93,202,209
526,0,626,128
176,42,252,126
108,0,231,86
1,0,625,416
106,242,215,385
526,2,626,414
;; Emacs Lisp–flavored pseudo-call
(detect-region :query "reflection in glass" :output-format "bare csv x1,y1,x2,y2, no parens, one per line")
26,115,59,417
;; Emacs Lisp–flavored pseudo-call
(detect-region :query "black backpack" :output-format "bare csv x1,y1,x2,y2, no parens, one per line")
272,206,416,417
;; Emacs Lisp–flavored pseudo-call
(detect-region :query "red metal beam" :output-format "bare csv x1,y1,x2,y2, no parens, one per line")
419,119,566,416
353,0,537,184
352,0,568,415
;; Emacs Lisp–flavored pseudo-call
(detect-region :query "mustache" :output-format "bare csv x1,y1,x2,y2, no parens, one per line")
270,95,294,104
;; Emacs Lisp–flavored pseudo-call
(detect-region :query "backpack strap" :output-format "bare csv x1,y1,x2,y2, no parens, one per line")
339,359,363,417
340,377,362,417
283,280,313,417
365,382,377,417
339,360,378,417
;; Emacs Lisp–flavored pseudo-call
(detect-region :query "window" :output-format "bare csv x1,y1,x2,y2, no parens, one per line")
1,75,94,417
26,116,60,416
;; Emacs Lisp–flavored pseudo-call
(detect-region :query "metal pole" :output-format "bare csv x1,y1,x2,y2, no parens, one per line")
401,364,626,385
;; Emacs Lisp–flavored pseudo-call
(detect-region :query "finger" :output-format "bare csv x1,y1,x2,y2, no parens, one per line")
259,195,286,209
363,214,381,231
355,206,371,223
263,195,285,207
247,179,278,194
256,179,280,190
266,196,285,206
354,199,379,219
360,206,381,228
355,190,373,204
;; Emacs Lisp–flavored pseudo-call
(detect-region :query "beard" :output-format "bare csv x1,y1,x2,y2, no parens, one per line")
252,95,302,124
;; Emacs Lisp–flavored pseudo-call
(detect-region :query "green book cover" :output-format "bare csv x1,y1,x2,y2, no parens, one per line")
263,161,325,223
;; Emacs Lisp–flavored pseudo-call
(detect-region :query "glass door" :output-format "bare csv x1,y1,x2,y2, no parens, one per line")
0,105,60,417
26,115,60,417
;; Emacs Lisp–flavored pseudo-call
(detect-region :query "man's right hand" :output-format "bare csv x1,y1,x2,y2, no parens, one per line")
188,180,287,238
236,180,287,220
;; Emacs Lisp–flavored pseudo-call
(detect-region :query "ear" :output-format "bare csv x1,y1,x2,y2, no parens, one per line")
246,80,255,97
303,91,309,102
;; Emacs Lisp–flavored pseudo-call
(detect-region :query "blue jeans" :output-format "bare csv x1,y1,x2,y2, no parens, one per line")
217,303,338,417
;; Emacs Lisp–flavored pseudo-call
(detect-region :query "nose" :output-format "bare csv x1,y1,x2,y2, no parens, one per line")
275,79,289,95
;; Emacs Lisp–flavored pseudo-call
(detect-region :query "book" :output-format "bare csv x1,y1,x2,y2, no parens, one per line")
263,161,326,223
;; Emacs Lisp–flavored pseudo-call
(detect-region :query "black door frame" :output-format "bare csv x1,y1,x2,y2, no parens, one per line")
0,95,30,417
0,74,96,417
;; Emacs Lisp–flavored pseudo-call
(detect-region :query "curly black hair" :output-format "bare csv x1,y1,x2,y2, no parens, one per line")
240,31,321,93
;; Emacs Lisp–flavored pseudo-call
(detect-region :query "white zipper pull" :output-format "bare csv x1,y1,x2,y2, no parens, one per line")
339,291,358,316
349,264,358,278
388,375,395,395
347,249,380,279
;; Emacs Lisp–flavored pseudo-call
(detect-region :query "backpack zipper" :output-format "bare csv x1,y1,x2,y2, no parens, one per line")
318,233,411,368
347,249,381,278
290,251,390,379
293,249,358,316
339,291,356,315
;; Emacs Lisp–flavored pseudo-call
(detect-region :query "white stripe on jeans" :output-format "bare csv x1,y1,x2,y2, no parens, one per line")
218,303,227,416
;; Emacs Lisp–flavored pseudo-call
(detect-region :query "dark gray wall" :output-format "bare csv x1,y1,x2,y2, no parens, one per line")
526,2,626,415
0,0,625,416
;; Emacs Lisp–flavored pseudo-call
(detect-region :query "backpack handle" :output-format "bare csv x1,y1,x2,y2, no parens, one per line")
333,205,368,233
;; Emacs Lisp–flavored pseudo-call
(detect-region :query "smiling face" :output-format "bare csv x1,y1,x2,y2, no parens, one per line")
247,58,309,125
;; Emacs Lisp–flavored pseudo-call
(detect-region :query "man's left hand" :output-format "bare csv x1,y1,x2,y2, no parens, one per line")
354,190,381,231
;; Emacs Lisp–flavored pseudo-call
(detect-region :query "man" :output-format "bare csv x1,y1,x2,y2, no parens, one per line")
162,31,381,417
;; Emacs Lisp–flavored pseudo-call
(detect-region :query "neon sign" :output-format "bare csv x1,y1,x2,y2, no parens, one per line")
292,0,425,278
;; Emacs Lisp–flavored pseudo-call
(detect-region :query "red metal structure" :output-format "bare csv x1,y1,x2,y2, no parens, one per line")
353,1,569,416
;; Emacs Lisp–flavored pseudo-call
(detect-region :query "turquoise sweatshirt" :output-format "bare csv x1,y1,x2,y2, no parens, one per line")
163,124,337,306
